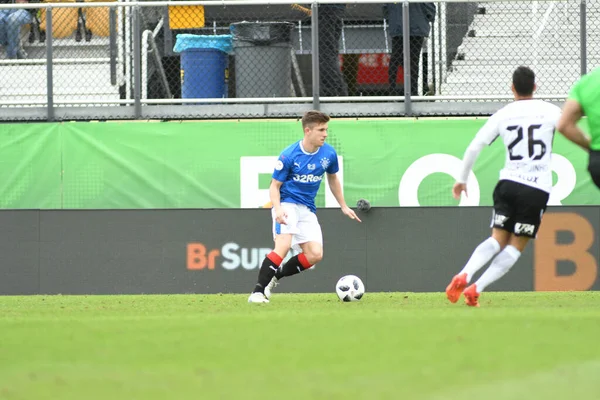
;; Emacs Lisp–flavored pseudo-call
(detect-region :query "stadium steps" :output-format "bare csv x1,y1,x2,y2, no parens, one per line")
440,1,598,97
0,37,120,104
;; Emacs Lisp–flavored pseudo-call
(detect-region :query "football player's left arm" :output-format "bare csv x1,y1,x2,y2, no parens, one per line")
326,173,361,222
453,138,487,200
454,114,499,199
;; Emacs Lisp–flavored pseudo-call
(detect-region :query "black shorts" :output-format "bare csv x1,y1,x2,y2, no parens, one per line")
491,180,550,238
588,150,600,190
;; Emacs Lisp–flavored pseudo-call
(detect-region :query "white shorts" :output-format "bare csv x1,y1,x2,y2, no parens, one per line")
272,202,323,253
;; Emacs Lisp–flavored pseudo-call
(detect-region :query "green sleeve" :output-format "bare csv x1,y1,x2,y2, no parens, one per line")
568,77,583,102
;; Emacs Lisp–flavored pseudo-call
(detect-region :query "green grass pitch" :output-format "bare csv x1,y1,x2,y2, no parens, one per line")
1,292,599,399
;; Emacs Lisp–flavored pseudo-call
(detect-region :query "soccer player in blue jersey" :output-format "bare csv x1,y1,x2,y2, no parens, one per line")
248,111,361,303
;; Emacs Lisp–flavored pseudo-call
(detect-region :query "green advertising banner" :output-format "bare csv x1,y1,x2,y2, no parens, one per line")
0,119,596,208
0,124,62,208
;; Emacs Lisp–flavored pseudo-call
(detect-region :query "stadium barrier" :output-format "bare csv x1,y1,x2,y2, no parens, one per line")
0,0,597,121
0,207,598,295
0,119,597,209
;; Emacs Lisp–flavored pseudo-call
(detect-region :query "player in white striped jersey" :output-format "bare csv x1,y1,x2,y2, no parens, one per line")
445,66,562,307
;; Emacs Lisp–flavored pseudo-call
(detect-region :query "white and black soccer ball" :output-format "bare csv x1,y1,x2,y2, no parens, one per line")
335,275,365,302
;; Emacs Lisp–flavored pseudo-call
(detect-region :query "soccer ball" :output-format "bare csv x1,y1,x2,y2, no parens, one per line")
335,275,365,302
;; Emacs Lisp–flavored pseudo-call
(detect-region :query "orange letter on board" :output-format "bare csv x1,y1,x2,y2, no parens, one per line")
535,213,597,291
187,243,209,270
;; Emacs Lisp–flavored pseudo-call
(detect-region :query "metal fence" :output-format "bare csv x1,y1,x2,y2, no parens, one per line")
0,0,596,121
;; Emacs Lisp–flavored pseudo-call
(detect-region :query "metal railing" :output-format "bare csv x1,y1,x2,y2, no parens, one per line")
0,0,596,121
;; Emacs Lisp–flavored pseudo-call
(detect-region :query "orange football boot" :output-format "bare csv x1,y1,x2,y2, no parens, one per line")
445,273,468,303
463,284,480,307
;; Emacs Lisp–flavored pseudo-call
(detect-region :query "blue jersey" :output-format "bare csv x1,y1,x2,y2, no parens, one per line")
272,141,339,213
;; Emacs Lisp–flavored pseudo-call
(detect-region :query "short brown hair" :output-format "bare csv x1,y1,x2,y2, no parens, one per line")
301,110,330,129
513,66,535,96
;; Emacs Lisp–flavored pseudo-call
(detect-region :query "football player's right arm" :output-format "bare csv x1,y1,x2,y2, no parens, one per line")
557,100,591,151
271,155,292,224
269,179,286,224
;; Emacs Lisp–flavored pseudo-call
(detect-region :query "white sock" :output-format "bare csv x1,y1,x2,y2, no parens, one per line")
475,245,521,292
459,237,501,282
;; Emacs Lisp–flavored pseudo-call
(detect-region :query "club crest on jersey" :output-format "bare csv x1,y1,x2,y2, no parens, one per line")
320,158,330,170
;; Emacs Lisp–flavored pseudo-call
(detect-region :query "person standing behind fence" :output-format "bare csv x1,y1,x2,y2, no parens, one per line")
384,2,435,96
318,3,348,97
557,68,597,188
0,0,35,59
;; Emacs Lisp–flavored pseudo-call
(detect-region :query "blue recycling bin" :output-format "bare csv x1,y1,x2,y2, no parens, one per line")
174,34,233,99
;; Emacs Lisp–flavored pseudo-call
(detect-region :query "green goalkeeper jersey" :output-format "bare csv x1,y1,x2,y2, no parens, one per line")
568,67,600,150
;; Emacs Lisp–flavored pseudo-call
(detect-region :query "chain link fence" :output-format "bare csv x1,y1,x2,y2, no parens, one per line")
0,0,120,117
0,0,596,121
441,1,582,96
